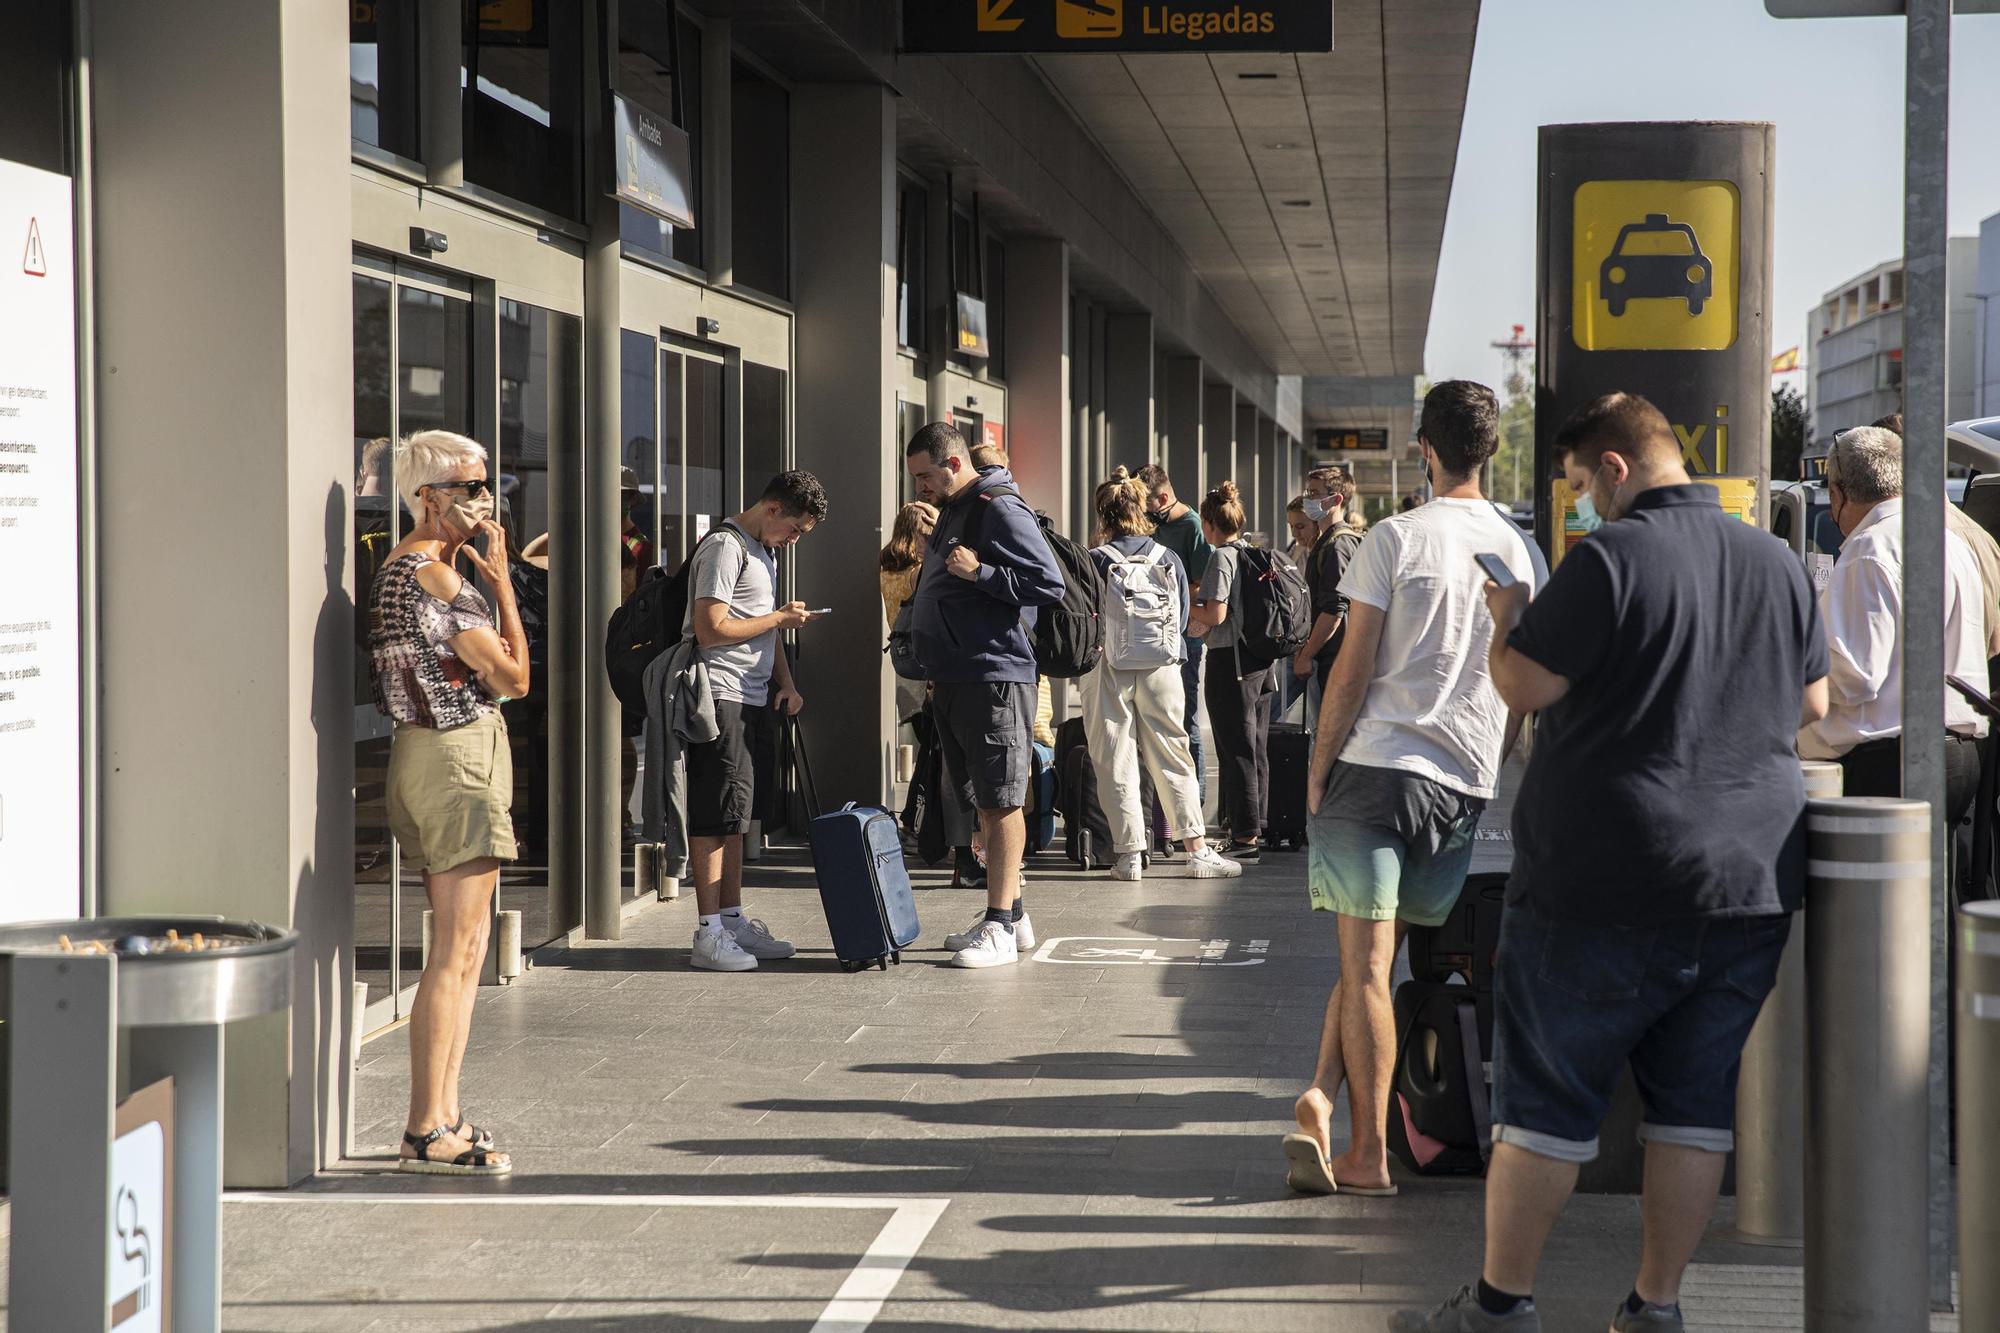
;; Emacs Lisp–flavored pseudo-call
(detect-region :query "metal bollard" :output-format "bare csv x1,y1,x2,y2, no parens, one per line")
1731,759,1842,1246
1958,900,2000,1329
1804,795,1932,1332
496,909,522,982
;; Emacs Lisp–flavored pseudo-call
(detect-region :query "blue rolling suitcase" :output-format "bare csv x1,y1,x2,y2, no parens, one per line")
791,716,920,972
1027,741,1057,853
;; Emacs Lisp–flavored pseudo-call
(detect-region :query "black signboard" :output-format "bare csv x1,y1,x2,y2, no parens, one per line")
903,1,1333,54
610,93,695,228
1314,427,1388,452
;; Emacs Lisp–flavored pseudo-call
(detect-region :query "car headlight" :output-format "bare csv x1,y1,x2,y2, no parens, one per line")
1686,265,1705,284
1607,266,1626,284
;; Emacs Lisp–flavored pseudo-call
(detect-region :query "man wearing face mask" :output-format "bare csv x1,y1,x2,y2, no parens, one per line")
1291,466,1362,697
1797,425,1988,815
1394,393,1830,1332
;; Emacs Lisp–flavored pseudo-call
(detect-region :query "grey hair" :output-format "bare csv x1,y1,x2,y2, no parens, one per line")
1829,426,1903,504
394,430,488,515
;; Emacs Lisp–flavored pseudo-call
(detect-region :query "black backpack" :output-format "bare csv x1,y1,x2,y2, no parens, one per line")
1232,544,1312,666
971,484,1104,680
604,524,749,715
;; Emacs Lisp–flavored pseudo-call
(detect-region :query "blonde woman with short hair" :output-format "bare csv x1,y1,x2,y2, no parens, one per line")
371,429,529,1176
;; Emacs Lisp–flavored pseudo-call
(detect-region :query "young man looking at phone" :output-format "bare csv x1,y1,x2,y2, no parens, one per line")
1286,381,1533,1197
684,470,829,972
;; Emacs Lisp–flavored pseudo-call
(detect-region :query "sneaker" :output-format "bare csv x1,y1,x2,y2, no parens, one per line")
1610,1298,1683,1332
1222,839,1262,860
945,911,1035,952
1111,852,1144,881
1187,845,1244,878
691,925,758,972
727,916,795,960
948,919,1020,969
1389,1285,1541,1333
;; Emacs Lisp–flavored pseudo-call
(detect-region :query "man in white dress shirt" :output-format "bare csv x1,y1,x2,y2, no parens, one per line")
1798,426,1987,822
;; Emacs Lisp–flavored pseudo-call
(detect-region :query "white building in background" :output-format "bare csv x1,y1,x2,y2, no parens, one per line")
1806,238,1979,446
1978,211,2000,418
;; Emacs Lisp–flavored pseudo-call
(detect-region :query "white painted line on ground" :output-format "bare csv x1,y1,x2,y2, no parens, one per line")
228,1191,950,1331
1028,935,1268,966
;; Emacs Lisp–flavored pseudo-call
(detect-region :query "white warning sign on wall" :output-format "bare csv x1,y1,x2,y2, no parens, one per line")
22,217,46,277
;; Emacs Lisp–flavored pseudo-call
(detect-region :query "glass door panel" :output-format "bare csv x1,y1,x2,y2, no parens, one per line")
686,353,728,534
659,349,685,569
352,273,397,1017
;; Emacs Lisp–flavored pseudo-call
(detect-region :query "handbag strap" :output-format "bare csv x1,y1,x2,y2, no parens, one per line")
1456,996,1492,1165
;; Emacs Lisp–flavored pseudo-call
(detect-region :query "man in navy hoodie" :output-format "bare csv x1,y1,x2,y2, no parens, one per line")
906,422,1066,969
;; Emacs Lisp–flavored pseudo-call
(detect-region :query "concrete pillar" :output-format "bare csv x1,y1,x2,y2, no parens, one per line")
1258,413,1279,543
1236,402,1260,531
925,172,954,421
1104,313,1153,475
1164,356,1204,497
793,84,898,804
1204,381,1237,504
1069,293,1095,540
91,0,352,1184
1003,237,1070,529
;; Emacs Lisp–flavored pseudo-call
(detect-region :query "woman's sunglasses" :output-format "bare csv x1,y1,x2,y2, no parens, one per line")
425,479,492,499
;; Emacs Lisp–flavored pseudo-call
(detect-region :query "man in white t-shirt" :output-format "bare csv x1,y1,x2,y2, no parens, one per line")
1282,380,1535,1198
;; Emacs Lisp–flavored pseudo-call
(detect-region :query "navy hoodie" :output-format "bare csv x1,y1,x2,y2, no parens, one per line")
911,467,1066,684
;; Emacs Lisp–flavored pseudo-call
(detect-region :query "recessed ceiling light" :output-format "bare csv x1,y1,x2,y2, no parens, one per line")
1265,141,1299,150
1298,242,1325,248
1238,72,1280,80
1282,199,1312,207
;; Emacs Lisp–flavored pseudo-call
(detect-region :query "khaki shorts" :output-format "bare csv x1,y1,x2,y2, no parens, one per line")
387,712,518,874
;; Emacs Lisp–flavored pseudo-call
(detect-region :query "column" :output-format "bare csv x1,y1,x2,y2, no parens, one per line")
792,84,899,804
1104,312,1154,475
1204,381,1237,501
1236,402,1260,530
1258,413,1279,543
91,0,353,1184
1164,356,1204,497
1003,237,1070,532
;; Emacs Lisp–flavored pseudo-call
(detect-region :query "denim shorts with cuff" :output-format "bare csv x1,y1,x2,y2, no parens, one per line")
1490,901,1792,1164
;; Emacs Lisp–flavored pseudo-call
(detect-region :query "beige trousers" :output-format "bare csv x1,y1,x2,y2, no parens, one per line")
1079,659,1207,854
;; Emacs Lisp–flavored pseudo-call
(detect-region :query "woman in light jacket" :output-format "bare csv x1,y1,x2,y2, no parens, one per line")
1081,472,1242,882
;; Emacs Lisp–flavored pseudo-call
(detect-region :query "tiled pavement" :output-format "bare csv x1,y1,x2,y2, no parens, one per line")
170,813,1885,1333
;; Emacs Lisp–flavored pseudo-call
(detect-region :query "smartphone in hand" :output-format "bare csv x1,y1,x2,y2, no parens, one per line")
1948,674,2000,723
1473,552,1518,588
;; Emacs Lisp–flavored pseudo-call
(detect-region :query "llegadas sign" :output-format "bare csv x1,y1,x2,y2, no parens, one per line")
903,0,1334,53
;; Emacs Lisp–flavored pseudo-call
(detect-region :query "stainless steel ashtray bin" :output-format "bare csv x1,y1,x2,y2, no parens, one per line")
1,915,296,1332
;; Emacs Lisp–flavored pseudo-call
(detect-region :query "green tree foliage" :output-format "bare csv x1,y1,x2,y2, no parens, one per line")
1486,360,1535,509
1771,384,1807,484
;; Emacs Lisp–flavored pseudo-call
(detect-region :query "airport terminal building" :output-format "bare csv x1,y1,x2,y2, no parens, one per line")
0,1,1472,1183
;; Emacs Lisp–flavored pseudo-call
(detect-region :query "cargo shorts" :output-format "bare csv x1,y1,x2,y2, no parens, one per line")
931,680,1035,811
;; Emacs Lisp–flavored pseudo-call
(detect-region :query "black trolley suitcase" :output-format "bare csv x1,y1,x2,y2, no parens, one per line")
1265,721,1312,848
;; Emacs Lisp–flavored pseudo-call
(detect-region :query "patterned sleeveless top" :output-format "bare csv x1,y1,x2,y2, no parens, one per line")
369,553,498,729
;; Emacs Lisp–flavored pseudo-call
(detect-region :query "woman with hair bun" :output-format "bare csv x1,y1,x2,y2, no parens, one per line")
1081,470,1242,882
1185,480,1272,859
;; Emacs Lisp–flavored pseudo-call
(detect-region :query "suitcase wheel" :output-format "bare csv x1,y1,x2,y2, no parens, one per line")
891,952,901,965
839,959,857,974
876,956,889,971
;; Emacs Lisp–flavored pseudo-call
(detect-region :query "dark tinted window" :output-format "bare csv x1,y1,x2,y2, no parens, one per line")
744,363,787,497
350,0,420,159
731,62,790,299
985,236,1007,380
896,181,926,351
463,3,585,219
619,1,702,268
0,3,68,175
949,212,980,370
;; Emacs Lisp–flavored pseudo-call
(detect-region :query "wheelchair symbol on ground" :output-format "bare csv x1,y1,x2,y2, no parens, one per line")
1030,936,1269,966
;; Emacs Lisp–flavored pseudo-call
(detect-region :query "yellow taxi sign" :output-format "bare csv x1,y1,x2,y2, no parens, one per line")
1572,180,1739,352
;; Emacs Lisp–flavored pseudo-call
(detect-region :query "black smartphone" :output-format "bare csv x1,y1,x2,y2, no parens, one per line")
1947,674,2000,723
1473,552,1518,588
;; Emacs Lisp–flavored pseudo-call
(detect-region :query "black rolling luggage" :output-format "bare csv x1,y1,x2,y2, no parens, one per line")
1061,743,1115,869
1384,981,1491,1176
1265,721,1311,848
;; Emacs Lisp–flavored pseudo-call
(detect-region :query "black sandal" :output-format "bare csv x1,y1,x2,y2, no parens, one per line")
398,1124,511,1176
452,1117,495,1151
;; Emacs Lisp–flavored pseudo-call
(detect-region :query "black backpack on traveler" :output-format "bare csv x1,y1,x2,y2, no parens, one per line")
970,485,1104,680
1231,544,1312,667
604,524,749,718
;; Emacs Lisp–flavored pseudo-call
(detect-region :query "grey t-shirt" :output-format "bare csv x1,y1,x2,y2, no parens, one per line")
1201,542,1244,647
680,523,778,705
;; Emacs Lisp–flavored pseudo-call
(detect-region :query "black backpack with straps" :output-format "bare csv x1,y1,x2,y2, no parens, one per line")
1232,544,1312,667
604,524,750,716
970,484,1104,680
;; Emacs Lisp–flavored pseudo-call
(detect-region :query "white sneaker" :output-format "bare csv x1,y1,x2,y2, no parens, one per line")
948,919,1020,968
727,915,795,960
691,925,758,972
945,911,1035,952
1187,845,1244,879
1111,852,1144,881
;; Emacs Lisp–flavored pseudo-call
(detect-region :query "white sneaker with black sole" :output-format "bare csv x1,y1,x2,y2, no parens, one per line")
945,911,1035,952
948,918,1020,968
1111,852,1144,881
726,915,796,960
1187,845,1244,878
691,924,758,972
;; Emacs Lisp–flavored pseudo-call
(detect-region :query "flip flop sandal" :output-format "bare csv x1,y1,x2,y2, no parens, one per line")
452,1118,495,1151
1332,1178,1400,1198
399,1124,511,1177
1281,1133,1338,1194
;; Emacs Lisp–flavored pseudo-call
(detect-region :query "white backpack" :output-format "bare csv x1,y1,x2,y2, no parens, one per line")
1099,542,1182,670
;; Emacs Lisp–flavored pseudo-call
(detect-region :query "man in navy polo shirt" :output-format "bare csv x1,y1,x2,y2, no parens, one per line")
1393,393,1830,1333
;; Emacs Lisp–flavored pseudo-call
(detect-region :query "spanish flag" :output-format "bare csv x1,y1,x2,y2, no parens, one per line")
1771,346,1801,375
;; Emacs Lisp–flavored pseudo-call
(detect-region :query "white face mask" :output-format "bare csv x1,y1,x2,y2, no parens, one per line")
1303,497,1331,523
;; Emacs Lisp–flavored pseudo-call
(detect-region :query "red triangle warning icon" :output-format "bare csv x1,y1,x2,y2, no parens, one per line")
22,218,47,277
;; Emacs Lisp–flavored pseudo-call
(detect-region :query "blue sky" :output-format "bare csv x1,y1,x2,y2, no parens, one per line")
1426,0,2000,385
